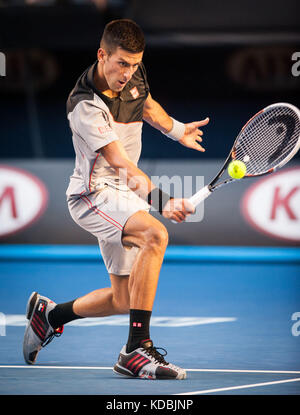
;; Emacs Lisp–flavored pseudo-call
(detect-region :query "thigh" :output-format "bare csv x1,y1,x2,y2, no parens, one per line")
122,210,167,248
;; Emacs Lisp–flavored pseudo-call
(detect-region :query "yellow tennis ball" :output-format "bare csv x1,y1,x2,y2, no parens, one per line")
228,160,247,179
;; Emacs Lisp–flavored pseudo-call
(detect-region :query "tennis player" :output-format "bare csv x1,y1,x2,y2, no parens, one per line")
23,19,209,380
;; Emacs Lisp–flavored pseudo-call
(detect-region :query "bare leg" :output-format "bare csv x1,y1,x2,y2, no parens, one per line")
122,210,168,311
73,211,168,316
73,274,130,317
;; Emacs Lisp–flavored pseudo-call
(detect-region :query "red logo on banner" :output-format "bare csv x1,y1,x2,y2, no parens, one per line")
241,167,300,242
0,165,48,237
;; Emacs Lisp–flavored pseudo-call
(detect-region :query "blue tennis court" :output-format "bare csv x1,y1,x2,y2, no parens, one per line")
0,245,299,396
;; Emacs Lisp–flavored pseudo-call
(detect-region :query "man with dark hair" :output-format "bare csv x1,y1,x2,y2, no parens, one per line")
101,18,146,54
23,19,209,380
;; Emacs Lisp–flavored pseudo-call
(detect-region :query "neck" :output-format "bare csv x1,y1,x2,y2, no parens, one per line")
93,62,118,98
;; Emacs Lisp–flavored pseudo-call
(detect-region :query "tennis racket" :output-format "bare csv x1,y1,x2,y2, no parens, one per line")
189,102,300,209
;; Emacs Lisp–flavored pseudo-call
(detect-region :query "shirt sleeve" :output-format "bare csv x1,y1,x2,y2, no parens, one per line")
70,100,119,152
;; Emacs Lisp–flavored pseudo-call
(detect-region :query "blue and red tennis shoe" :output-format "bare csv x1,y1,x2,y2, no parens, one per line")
23,292,64,365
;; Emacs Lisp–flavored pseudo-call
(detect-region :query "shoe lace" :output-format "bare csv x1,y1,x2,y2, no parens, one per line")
41,326,64,348
143,345,169,365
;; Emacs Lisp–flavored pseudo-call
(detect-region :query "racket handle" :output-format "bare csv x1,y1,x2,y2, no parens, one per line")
171,185,212,224
188,185,212,208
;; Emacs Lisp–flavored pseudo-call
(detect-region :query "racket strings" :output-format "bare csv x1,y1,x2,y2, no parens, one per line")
236,110,297,173
234,106,300,175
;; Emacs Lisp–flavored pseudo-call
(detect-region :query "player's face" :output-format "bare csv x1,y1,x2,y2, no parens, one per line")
98,47,143,92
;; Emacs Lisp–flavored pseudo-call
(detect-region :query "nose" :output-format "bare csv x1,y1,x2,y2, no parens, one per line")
124,66,136,80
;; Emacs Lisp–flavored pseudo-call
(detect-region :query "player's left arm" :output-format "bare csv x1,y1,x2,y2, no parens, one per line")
143,93,209,152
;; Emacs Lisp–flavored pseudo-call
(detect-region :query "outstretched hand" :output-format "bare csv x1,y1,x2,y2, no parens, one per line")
179,117,210,152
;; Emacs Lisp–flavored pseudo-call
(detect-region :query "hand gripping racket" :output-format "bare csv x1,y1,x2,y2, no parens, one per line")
189,102,300,209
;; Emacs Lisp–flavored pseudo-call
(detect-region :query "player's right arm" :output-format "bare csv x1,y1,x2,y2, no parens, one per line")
99,140,155,199
70,101,193,222
99,140,194,222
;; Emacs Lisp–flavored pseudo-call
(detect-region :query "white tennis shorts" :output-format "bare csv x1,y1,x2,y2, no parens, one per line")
67,182,149,275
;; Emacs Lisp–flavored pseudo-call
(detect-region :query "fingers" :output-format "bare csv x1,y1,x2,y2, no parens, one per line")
166,198,195,222
186,120,208,151
172,211,185,223
183,199,195,214
193,140,205,152
194,117,209,128
195,144,205,152
195,133,204,143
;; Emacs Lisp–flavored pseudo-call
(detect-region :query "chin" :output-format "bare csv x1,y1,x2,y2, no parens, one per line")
111,86,122,93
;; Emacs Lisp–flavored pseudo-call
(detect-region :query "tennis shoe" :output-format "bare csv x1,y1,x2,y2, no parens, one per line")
113,339,186,380
23,292,64,365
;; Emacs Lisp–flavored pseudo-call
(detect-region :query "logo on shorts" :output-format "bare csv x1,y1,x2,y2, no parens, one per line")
129,87,139,99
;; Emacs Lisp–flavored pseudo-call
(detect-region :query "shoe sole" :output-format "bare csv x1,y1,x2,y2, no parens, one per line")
26,291,39,320
113,364,135,378
23,292,40,365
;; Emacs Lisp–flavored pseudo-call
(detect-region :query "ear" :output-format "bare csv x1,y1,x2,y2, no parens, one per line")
97,48,107,63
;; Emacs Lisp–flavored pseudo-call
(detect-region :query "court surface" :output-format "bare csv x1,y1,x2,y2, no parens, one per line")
0,245,299,396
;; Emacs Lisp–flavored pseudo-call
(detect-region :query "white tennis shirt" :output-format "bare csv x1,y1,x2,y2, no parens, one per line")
66,61,150,197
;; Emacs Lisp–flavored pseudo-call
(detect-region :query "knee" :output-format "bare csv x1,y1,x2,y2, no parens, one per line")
144,224,169,251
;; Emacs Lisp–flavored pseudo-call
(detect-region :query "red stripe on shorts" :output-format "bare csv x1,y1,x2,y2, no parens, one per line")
80,195,124,232
83,195,124,230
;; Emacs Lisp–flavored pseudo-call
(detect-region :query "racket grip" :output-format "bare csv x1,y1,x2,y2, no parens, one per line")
188,185,212,208
171,185,211,224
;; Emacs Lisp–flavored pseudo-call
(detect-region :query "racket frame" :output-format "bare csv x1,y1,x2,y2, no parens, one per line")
189,102,300,208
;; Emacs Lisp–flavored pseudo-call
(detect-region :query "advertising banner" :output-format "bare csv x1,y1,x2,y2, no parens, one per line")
0,159,299,246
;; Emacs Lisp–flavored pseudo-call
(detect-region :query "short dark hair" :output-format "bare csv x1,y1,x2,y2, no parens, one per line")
100,19,145,55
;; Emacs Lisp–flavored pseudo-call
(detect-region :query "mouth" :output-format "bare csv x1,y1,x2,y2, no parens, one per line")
118,80,126,87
